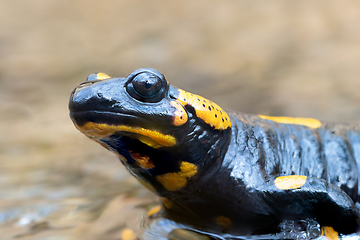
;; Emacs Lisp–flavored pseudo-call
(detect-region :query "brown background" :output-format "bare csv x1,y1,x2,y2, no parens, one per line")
1,1,360,239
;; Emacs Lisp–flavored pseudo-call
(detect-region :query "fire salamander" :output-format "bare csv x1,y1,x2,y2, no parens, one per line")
69,68,360,239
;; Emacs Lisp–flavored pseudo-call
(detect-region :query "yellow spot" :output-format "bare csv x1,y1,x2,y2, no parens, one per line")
147,205,162,217
275,175,307,190
75,122,176,148
95,72,111,80
177,89,231,130
156,161,198,191
215,216,232,229
161,197,173,209
180,161,198,177
156,173,186,191
321,226,340,240
170,101,188,126
121,228,137,240
258,115,321,129
129,151,154,169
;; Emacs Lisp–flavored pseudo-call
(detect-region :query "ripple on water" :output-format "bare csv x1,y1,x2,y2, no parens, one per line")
141,217,360,240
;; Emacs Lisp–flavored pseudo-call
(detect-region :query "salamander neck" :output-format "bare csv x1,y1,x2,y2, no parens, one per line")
99,109,232,197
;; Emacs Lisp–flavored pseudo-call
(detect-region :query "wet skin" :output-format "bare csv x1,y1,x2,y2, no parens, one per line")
69,69,360,237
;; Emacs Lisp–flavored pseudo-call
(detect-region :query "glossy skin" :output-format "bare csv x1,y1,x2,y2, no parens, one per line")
69,69,360,237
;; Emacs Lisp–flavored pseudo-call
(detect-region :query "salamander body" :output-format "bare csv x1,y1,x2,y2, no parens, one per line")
69,68,360,238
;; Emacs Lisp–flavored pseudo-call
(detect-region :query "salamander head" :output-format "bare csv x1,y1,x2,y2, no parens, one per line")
69,68,231,197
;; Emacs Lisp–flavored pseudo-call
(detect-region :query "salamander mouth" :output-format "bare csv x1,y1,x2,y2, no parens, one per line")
70,110,140,126
70,110,177,148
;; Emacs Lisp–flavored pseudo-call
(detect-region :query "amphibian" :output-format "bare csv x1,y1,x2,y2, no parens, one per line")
69,68,360,238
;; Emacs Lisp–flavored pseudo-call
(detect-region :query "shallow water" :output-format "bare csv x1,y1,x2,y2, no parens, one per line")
142,218,360,240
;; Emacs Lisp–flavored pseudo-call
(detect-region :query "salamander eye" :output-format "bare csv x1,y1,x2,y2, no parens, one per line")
132,73,162,97
126,69,167,103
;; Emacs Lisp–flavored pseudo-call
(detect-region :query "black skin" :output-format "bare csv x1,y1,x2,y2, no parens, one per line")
164,113,360,235
69,68,360,236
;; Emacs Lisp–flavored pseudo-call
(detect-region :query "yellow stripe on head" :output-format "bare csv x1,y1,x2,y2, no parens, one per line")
177,89,231,130
275,175,307,190
258,115,321,129
76,122,176,148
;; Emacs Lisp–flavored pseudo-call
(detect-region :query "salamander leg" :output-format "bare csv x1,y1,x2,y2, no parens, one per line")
264,175,360,235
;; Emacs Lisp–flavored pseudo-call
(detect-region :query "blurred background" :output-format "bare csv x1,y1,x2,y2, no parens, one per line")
1,0,360,239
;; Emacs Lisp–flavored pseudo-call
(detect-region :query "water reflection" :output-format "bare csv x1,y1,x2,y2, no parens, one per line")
142,218,360,240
